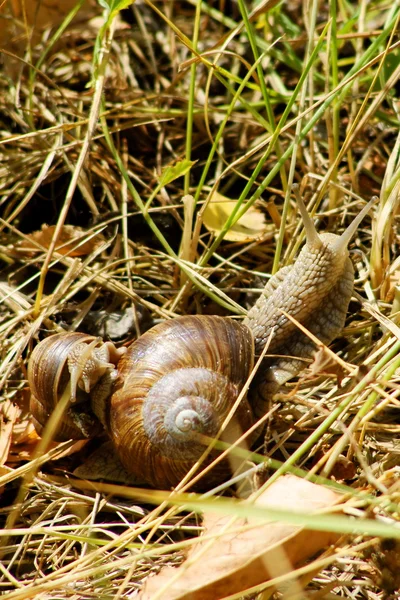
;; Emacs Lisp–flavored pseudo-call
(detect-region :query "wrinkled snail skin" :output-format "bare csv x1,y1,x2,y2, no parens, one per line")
243,195,375,416
27,195,375,489
244,234,355,415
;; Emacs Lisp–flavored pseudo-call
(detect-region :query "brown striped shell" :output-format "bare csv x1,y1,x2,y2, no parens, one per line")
106,315,255,489
28,332,114,440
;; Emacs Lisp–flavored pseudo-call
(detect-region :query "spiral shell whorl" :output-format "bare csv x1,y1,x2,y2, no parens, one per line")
108,315,256,488
169,399,206,438
142,367,238,459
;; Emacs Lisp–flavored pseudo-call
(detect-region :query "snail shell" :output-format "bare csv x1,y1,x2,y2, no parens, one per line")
28,332,119,440
106,315,255,489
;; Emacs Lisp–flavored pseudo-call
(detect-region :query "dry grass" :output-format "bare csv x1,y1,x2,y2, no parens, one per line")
1,0,400,598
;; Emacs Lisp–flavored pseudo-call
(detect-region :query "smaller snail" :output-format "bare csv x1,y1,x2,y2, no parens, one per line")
28,332,125,440
28,192,375,489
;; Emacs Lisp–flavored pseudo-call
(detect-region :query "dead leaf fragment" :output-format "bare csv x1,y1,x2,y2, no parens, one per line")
15,225,105,257
0,0,93,55
8,0,83,28
0,400,21,466
309,347,347,386
202,192,268,242
74,441,146,484
140,475,342,600
312,446,357,483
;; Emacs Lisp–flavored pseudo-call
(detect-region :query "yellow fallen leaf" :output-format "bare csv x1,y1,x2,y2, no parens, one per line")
202,192,267,242
139,475,342,600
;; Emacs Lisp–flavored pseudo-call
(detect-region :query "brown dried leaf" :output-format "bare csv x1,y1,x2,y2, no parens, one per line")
0,465,13,498
8,0,83,28
15,225,105,257
0,0,92,55
0,400,21,466
312,447,357,483
309,347,347,386
140,475,342,600
6,429,86,465
73,441,146,484
330,456,357,482
10,419,38,447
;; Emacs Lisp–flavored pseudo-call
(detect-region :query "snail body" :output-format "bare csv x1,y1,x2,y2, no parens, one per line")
244,193,374,415
28,194,375,488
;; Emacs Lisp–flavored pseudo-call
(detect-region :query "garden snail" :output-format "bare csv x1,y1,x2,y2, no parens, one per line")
28,193,375,488
28,332,125,440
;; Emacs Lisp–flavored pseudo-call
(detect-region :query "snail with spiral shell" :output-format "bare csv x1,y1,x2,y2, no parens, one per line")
27,193,375,489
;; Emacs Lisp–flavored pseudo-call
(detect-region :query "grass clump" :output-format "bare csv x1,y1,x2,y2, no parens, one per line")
0,0,400,598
